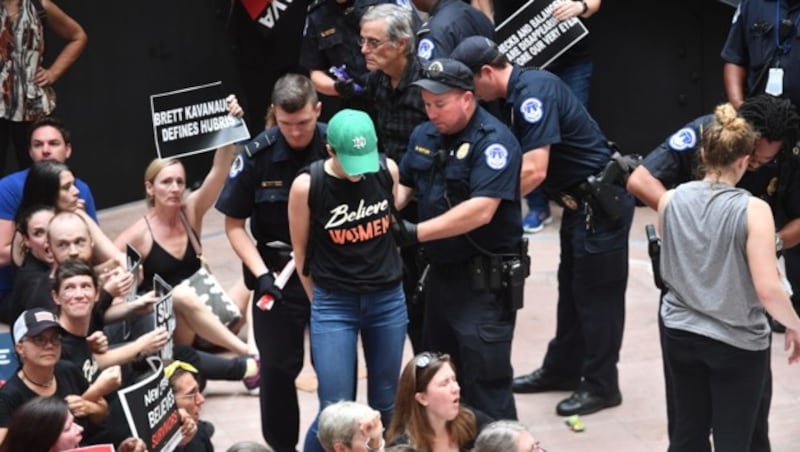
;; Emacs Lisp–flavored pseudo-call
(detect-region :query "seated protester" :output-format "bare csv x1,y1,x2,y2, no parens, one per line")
14,160,123,271
317,401,385,452
0,117,98,310
47,213,258,391
114,95,253,357
226,441,275,452
387,353,492,451
5,205,54,321
472,420,544,452
0,309,109,445
166,360,212,451
54,259,168,381
0,396,83,452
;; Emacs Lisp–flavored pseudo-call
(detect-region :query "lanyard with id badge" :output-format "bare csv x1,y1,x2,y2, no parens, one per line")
767,2,800,96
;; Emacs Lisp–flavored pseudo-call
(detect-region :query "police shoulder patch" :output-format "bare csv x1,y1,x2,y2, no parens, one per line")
520,97,543,123
418,39,434,60
668,127,697,151
484,144,509,170
229,154,244,178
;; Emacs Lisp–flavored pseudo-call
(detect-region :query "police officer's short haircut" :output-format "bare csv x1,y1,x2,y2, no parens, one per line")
271,73,319,114
361,4,416,57
473,420,530,452
739,95,800,153
28,116,71,146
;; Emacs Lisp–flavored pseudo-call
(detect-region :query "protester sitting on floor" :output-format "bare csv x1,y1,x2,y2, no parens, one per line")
317,400,386,452
114,95,253,359
47,212,258,391
473,420,544,452
0,396,84,451
0,117,98,313
166,360,213,451
0,308,109,445
387,352,491,451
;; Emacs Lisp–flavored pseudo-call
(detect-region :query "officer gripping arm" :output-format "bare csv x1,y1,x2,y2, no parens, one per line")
394,184,503,246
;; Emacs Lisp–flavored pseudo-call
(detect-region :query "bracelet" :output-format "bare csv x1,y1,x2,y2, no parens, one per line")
580,0,588,15
365,437,385,452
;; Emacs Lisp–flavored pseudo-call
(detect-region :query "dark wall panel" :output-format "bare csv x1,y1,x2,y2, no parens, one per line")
588,0,736,155
45,0,240,209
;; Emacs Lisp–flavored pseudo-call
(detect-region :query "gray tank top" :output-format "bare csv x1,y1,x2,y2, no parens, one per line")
660,180,770,351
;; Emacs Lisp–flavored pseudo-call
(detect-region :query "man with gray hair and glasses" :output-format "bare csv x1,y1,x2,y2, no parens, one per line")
359,3,430,354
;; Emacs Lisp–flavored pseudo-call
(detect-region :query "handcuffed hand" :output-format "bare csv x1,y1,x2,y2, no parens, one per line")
257,272,283,301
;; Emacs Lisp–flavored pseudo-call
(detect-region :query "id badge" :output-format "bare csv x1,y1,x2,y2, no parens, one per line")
765,67,784,96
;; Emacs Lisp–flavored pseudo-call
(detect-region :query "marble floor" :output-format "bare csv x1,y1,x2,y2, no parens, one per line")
96,201,800,452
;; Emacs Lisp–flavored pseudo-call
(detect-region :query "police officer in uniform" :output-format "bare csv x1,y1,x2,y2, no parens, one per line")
300,0,419,118
627,94,800,452
413,0,494,61
394,58,524,420
215,74,328,452
451,36,636,416
722,0,800,110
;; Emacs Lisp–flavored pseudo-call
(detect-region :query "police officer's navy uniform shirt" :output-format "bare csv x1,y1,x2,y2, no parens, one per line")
642,115,711,188
416,0,495,61
643,114,800,227
215,125,328,246
722,0,800,107
301,0,369,79
505,66,610,195
400,106,522,264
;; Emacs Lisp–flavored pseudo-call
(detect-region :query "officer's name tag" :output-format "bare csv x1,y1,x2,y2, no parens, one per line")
766,68,784,96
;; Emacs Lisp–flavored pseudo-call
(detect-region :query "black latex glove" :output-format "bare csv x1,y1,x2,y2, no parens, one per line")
334,79,358,100
391,218,419,247
256,272,283,301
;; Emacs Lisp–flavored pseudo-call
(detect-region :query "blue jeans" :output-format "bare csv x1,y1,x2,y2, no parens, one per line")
302,283,407,452
526,61,593,211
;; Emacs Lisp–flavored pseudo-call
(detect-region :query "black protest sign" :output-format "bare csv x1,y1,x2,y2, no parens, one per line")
118,357,183,452
150,81,250,159
495,0,588,69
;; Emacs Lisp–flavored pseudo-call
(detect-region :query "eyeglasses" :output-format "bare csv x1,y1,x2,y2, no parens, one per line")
359,36,391,49
176,388,202,403
164,360,199,379
25,333,62,346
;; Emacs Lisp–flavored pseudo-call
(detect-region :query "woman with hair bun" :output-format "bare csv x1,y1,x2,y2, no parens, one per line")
657,102,800,451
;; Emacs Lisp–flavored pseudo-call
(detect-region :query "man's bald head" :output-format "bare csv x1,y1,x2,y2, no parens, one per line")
48,212,93,263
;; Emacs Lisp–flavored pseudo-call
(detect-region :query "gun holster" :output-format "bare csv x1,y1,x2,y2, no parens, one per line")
645,224,664,290
580,151,642,221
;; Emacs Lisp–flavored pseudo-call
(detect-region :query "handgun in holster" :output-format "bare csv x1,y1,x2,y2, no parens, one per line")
501,237,530,311
581,151,642,221
645,224,664,290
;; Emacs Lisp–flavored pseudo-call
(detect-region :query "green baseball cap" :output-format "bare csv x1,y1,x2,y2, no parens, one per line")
327,109,379,176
